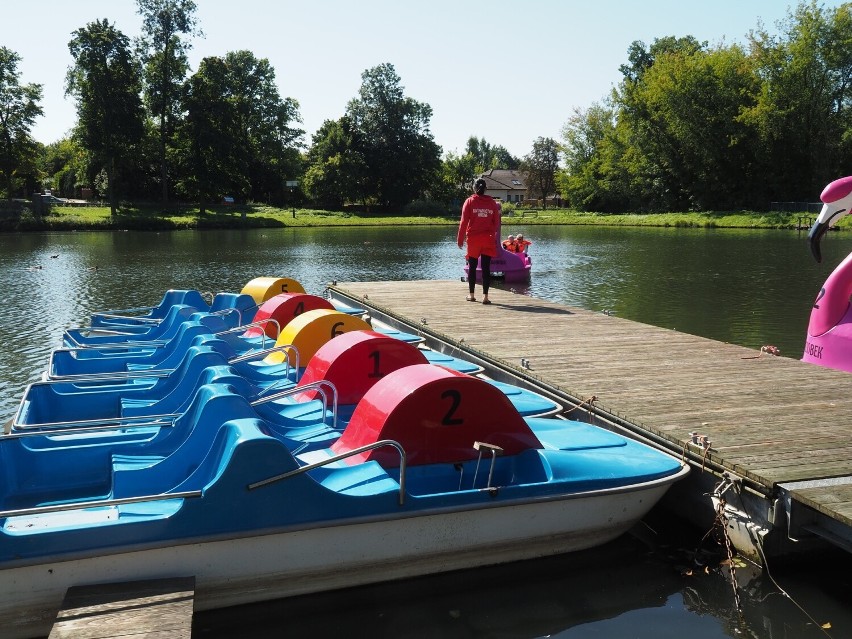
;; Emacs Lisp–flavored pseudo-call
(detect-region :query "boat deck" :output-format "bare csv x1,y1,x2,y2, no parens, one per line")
331,280,852,556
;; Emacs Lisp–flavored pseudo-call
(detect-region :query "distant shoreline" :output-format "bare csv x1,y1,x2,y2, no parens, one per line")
0,202,825,232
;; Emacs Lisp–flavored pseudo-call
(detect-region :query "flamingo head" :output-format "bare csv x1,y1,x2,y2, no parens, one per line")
809,176,852,263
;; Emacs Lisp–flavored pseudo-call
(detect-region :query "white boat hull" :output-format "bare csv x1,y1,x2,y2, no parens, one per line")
0,467,685,639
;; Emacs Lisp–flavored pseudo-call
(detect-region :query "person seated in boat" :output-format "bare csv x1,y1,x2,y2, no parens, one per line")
515,234,531,254
502,235,517,251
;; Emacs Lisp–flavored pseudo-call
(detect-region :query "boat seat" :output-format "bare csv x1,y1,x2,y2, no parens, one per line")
306,459,399,497
65,304,199,347
525,418,627,451
90,289,211,328
112,391,261,496
209,293,258,328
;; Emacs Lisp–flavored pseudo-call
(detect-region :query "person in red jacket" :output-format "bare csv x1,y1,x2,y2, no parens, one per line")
458,178,500,304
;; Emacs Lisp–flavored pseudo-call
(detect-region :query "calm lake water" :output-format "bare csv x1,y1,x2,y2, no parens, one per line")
2,224,851,638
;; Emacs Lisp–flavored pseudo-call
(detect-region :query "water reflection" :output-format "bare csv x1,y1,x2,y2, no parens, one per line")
2,225,852,638
2,225,849,422
192,516,852,639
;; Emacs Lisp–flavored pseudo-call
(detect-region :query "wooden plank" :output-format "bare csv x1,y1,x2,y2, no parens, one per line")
335,280,852,526
49,577,194,639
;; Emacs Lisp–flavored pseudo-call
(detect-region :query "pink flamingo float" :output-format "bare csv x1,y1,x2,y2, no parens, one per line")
804,175,852,372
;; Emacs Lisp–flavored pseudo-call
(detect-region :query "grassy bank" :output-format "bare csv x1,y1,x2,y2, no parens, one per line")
0,201,825,232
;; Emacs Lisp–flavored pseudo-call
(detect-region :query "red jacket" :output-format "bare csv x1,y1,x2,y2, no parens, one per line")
457,194,500,246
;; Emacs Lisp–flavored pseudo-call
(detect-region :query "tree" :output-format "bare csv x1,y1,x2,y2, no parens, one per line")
172,56,242,212
521,137,560,208
345,63,441,209
224,50,303,204
42,137,87,197
66,19,145,214
0,47,43,200
303,117,367,209
744,1,852,200
172,51,304,208
136,0,201,205
464,136,520,172
617,44,761,210
435,150,477,206
559,102,619,210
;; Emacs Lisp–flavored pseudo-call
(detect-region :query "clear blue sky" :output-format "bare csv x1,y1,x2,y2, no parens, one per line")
4,0,839,159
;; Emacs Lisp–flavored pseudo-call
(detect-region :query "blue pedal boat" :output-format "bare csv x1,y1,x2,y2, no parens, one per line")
0,362,687,639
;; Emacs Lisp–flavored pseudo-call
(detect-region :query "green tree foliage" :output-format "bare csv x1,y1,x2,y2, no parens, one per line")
42,137,87,197
744,0,852,201
521,137,560,208
172,56,243,212
172,51,303,209
562,2,852,212
66,20,145,214
345,63,441,209
0,47,43,199
618,43,761,210
434,150,477,206
559,103,618,210
224,50,303,204
302,117,367,209
136,0,200,205
464,136,520,172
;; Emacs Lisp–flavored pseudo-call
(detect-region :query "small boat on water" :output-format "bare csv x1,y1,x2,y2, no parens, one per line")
0,277,687,639
465,245,532,283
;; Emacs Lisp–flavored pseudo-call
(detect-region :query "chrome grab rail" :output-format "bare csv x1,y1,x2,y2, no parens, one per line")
63,311,268,350
92,303,158,318
228,343,298,368
45,339,296,384
0,490,202,519
216,318,281,346
91,312,162,325
247,439,407,505
64,316,279,351
61,326,175,348
8,413,179,435
211,306,242,327
44,359,177,382
251,380,338,430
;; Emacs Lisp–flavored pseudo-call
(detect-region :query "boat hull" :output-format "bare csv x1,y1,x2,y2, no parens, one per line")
0,467,685,639
464,248,531,283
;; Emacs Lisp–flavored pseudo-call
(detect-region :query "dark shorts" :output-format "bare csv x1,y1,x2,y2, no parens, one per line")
466,234,498,259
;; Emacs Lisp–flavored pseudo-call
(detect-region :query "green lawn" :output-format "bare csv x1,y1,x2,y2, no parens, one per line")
0,201,826,232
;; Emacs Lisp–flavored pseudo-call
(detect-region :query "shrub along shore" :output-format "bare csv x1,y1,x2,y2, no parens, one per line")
0,202,826,232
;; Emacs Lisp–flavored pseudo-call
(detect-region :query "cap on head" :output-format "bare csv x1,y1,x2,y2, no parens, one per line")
508,235,515,240
517,234,524,239
474,178,486,194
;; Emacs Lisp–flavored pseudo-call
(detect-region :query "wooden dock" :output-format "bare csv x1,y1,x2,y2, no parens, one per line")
49,577,194,638
330,280,852,559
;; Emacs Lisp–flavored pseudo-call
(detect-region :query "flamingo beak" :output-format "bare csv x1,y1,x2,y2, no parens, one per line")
808,218,828,263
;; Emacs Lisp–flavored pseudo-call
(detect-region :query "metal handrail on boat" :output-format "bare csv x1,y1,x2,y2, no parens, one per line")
228,343,298,367
230,344,300,395
247,439,407,505
251,380,338,430
6,413,179,436
210,306,242,327
44,357,178,382
91,312,162,325
63,316,280,351
44,341,298,386
215,318,281,347
0,490,203,520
